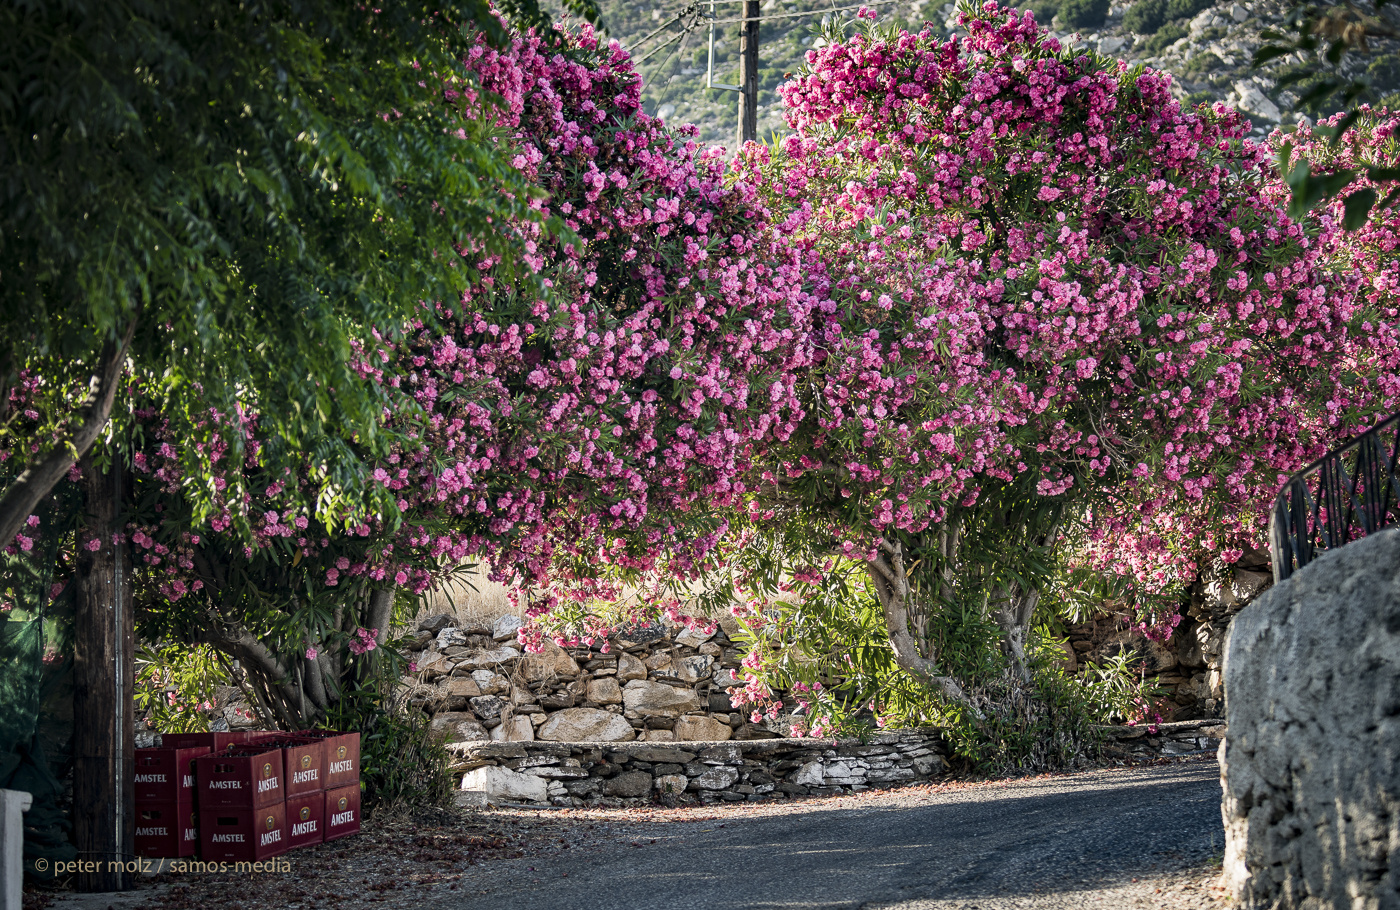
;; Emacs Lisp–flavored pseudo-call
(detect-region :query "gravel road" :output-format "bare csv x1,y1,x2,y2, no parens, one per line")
438,762,1227,910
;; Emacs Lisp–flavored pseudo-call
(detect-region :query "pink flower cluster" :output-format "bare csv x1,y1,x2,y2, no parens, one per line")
347,627,379,655
760,3,1400,587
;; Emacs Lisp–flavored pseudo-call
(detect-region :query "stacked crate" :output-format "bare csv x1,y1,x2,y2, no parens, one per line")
291,730,361,843
134,730,360,859
194,741,289,861
132,745,207,859
248,735,327,849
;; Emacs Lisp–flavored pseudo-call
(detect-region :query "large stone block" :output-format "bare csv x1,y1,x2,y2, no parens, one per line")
441,675,482,697
493,614,523,642
603,771,652,798
790,761,824,787
655,774,688,795
460,646,521,670
417,613,454,634
415,649,450,679
587,677,623,705
430,712,489,744
461,766,548,804
1222,527,1400,909
673,715,733,742
691,766,739,790
623,680,703,717
491,715,535,743
675,625,716,649
439,676,482,710
616,651,647,682
537,707,636,742
470,669,510,695
523,640,581,682
470,695,506,720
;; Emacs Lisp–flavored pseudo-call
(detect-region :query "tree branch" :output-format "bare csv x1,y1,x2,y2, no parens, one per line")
0,314,138,548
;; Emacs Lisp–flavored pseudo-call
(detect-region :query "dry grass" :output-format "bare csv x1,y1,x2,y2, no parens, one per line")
409,568,769,637
413,569,520,628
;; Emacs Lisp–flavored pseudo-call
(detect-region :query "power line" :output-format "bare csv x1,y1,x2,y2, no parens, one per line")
636,3,707,65
708,0,901,24
630,1,704,54
647,26,695,118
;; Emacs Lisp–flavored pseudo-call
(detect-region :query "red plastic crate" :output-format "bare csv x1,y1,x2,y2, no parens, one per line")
134,747,208,802
324,784,361,842
133,800,199,858
292,731,360,789
160,731,261,752
195,746,284,809
246,735,326,796
285,792,326,849
199,803,288,862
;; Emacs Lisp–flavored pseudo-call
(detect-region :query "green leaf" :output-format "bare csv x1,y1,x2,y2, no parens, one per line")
1285,165,1358,219
1251,43,1294,66
1341,187,1378,230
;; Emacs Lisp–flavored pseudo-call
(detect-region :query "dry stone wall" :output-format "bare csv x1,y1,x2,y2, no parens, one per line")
402,613,776,748
1064,549,1274,720
449,734,951,807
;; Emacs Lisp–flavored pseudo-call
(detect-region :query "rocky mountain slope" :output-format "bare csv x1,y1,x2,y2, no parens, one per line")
590,0,1400,147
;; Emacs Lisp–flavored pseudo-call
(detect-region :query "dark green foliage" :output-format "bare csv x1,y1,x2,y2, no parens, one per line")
326,650,453,810
1185,51,1224,75
1141,22,1187,54
0,0,546,530
1365,53,1400,104
1122,0,1167,34
1248,0,1400,227
1123,0,1207,34
355,707,455,810
1164,0,1211,21
1142,22,1187,52
1057,0,1108,30
1024,0,1062,27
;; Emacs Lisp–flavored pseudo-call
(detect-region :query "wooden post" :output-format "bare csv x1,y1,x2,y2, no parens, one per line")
737,0,760,148
72,456,133,891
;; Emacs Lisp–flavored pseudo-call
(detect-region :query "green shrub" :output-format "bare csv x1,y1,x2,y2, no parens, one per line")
1164,0,1210,21
1122,0,1167,34
1185,51,1223,75
1024,0,1061,25
325,662,454,811
1141,22,1187,54
356,706,454,811
1057,0,1108,29
1366,54,1400,102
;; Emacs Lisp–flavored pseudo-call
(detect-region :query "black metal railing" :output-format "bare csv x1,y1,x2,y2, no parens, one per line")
1270,411,1400,582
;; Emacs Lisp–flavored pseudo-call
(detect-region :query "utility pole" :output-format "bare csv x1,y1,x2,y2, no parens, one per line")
737,0,760,148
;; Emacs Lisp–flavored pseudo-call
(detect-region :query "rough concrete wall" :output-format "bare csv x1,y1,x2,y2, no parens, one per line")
1222,526,1400,909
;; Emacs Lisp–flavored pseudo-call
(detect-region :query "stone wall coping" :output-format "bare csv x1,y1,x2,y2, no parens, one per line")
446,730,946,758
1094,718,1227,740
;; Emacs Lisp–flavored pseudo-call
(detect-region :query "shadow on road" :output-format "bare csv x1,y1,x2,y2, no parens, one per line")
437,763,1223,910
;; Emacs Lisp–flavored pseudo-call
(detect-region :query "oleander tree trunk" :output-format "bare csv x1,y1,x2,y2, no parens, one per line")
181,548,397,729
865,535,972,707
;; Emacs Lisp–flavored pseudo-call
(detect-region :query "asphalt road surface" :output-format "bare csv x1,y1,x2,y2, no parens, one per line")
438,763,1224,910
